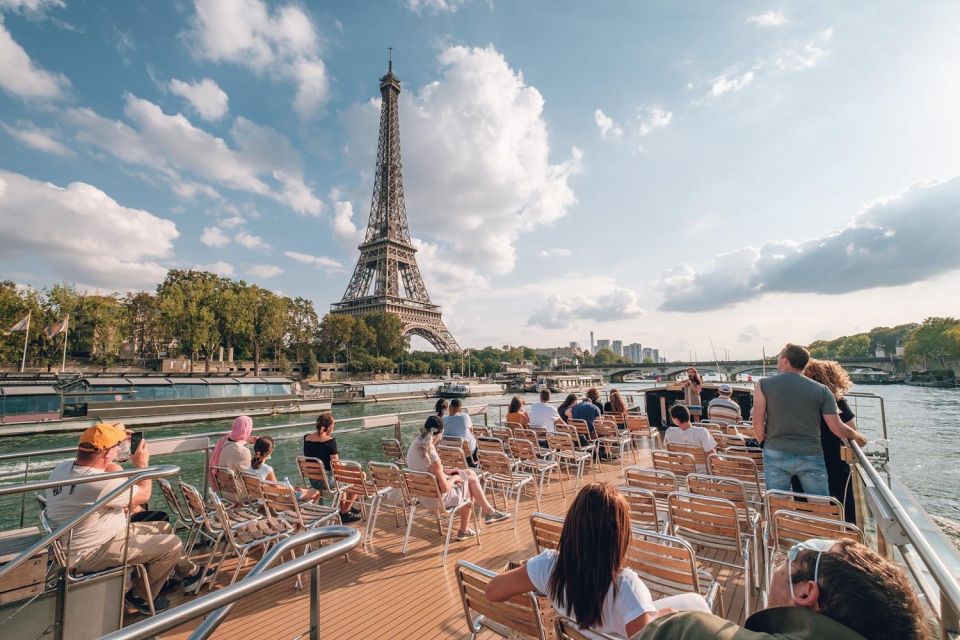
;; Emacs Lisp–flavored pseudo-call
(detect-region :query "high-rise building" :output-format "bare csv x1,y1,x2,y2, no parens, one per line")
590,331,595,355
612,340,623,357
596,339,611,353
569,341,579,350
641,347,653,362
626,343,643,363
652,349,660,363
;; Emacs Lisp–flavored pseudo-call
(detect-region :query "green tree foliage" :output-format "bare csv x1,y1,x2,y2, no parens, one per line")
593,348,619,364
904,317,960,369
808,323,917,359
362,312,407,360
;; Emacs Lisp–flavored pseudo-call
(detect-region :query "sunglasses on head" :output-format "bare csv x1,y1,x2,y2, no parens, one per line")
787,538,836,600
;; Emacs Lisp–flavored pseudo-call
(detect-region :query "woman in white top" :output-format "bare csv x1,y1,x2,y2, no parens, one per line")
406,416,508,540
486,482,710,638
249,436,277,481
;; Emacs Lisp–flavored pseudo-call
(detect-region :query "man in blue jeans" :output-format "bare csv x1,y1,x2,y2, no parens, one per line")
752,344,867,495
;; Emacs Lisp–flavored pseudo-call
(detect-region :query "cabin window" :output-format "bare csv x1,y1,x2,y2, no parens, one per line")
221,384,242,398
207,385,227,398
2,395,60,415
238,384,255,397
254,384,271,396
270,383,290,395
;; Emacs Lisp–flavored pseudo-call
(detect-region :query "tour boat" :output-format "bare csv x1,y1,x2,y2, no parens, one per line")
536,373,604,393
438,381,505,398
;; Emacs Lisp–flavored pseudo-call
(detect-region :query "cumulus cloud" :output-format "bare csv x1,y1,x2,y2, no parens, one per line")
284,250,342,271
1,120,73,156
186,0,328,118
195,260,234,277
0,16,70,100
636,105,672,136
66,94,321,214
234,230,269,251
709,70,754,96
658,175,960,311
746,10,786,27
527,287,646,330
200,226,230,247
169,77,229,121
247,264,283,278
594,109,623,139
341,45,582,298
405,0,468,13
0,169,177,289
539,248,570,258
331,200,363,247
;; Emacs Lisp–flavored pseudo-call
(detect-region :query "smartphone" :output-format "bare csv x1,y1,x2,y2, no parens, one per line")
130,431,144,455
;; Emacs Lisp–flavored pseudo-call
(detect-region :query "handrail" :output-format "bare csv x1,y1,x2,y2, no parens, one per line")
0,464,180,579
99,526,362,640
852,441,960,638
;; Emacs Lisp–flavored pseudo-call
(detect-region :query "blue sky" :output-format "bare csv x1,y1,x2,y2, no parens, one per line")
2,0,959,358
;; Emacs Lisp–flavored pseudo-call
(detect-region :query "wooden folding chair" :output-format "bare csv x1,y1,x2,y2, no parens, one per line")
546,431,596,490
331,459,386,521
624,414,656,452
456,560,548,640
652,450,697,481
554,616,618,640
380,438,406,465
623,466,678,522
509,437,565,503
726,446,764,479
687,474,761,586
618,486,661,532
666,442,711,473
594,420,635,468
296,455,340,506
366,461,410,546
478,450,537,529
708,454,764,507
401,469,478,565
529,511,564,553
491,425,514,441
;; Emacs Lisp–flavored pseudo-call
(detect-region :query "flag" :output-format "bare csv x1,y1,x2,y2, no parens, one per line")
46,315,69,339
6,313,30,334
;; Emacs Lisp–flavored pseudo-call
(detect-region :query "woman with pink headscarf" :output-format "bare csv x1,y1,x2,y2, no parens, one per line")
209,415,255,479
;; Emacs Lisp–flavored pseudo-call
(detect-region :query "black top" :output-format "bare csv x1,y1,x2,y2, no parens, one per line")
603,401,613,413
304,435,338,471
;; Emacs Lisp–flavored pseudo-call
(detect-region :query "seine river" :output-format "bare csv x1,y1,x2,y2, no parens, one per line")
0,382,957,531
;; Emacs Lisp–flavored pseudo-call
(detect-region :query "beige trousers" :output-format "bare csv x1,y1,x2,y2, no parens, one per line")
75,521,196,600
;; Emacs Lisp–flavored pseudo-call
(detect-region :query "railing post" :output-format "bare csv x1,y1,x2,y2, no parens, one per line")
942,587,960,640
19,457,30,528
310,564,321,640
394,416,401,443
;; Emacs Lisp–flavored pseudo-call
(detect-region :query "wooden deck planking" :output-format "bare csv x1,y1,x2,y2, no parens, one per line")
150,447,761,639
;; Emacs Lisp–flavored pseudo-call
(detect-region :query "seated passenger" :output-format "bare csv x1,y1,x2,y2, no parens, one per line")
528,389,565,433
604,389,628,427
406,416,508,540
45,423,209,614
586,387,604,412
636,538,927,640
557,394,578,422
443,398,477,458
664,404,717,470
504,396,530,428
303,414,361,523
486,482,710,638
210,415,256,480
249,435,278,481
707,383,742,423
570,395,601,436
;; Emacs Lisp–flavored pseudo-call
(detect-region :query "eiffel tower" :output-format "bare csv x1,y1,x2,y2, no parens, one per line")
332,53,460,353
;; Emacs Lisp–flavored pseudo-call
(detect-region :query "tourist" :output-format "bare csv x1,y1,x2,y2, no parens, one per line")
528,389,565,433
443,397,477,458
586,387,604,412
45,423,210,614
752,344,866,495
435,398,448,418
209,415,256,480
603,389,628,427
303,413,361,523
706,383,742,423
570,395,602,436
557,393,578,422
485,482,710,638
803,359,859,522
248,436,278,481
664,405,716,470
406,416,508,540
681,367,703,418
504,396,530,428
636,538,927,639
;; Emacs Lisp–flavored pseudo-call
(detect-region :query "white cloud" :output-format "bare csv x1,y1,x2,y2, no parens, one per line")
186,0,329,118
0,169,177,289
527,287,646,329
1,120,73,156
234,230,268,250
331,199,363,247
405,0,468,13
341,45,582,298
658,175,960,311
66,94,321,214
0,0,64,14
539,248,570,258
746,10,786,27
738,324,761,342
636,105,672,136
709,70,754,96
200,226,230,247
247,264,283,278
594,109,623,139
284,250,341,269
0,16,70,100
169,77,229,121
775,37,830,71
195,260,234,277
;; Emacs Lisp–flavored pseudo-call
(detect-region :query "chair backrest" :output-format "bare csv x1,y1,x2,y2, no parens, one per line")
455,561,547,640
545,431,576,454
593,418,618,436
401,469,443,501
39,509,67,567
732,425,758,440
667,491,742,553
624,467,678,499
157,478,187,520
725,446,764,473
618,487,659,530
529,512,564,552
708,454,762,496
652,450,697,477
555,423,579,443
509,437,539,462
624,528,702,598
472,426,490,438
699,422,725,435
686,473,751,515
441,435,472,459
666,442,709,469
478,450,514,477
208,493,242,548
438,445,470,470
477,436,507,456
296,456,331,490
764,489,843,522
770,510,864,552
212,465,245,505
380,438,405,464
260,480,302,525
512,428,540,446
624,414,650,433
240,471,264,501
714,433,747,452
567,418,590,436
178,481,214,531
492,425,514,441
332,459,372,497
368,461,408,499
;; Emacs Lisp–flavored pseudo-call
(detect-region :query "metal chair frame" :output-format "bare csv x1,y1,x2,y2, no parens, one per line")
477,450,537,529
400,469,479,565
509,437,565,503
455,560,548,640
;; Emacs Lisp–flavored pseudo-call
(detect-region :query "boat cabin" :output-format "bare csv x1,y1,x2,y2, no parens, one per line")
643,382,754,429
0,385,61,425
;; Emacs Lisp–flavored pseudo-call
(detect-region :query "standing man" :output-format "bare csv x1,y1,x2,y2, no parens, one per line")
752,344,866,495
527,389,565,433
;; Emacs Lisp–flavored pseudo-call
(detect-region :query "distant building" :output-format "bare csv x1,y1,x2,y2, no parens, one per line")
590,331,595,355
569,341,579,350
596,339,611,353
875,344,886,358
612,340,623,357
652,349,660,363
895,340,905,357
626,343,643,363
641,347,653,362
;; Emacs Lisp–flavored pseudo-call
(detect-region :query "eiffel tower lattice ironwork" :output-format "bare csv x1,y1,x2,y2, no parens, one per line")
332,53,460,353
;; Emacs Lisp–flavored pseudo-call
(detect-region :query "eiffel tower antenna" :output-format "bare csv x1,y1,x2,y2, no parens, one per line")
332,53,460,353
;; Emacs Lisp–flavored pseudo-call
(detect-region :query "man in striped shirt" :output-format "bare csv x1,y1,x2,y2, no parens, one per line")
707,384,742,423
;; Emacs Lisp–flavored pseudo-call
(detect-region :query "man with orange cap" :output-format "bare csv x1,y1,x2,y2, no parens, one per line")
45,423,208,614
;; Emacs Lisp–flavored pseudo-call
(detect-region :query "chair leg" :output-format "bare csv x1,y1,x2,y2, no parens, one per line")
365,494,382,547
229,547,249,586
532,480,542,511
556,467,566,499
743,546,752,617
401,504,417,556
511,487,522,530
441,509,456,565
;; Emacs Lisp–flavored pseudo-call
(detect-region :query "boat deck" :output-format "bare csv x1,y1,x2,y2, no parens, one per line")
154,447,759,639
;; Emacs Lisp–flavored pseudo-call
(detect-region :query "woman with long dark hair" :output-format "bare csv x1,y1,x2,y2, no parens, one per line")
486,483,708,636
505,396,529,427
557,393,578,422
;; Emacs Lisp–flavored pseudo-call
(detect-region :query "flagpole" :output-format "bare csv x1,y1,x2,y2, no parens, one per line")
60,314,70,373
20,312,30,373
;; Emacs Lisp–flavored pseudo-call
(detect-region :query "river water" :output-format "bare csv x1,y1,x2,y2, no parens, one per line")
0,383,957,530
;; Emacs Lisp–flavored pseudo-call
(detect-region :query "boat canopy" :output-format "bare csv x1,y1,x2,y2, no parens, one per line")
60,376,295,403
0,384,61,417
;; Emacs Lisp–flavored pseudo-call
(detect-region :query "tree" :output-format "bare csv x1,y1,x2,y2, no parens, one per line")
87,296,127,371
593,348,618,365
156,270,221,372
362,312,407,360
287,297,319,362
904,317,960,369
245,286,288,375
317,314,356,364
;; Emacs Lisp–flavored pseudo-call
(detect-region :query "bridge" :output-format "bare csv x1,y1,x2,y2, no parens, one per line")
573,357,904,382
